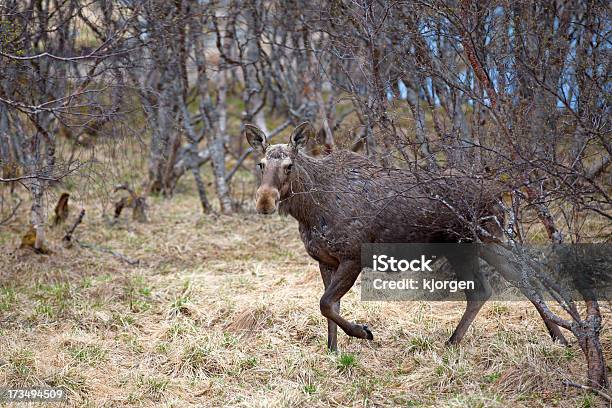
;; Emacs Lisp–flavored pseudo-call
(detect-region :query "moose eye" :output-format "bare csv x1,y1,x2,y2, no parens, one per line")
257,162,265,170
285,163,293,174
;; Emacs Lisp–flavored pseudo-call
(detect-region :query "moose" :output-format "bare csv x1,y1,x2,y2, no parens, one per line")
244,122,567,351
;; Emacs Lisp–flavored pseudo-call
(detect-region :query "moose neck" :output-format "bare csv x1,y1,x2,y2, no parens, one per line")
278,153,326,226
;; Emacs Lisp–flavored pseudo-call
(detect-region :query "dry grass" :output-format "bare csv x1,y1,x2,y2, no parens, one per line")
0,186,610,407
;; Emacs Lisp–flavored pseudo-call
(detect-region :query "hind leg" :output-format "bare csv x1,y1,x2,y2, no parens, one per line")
446,252,492,345
447,295,489,345
478,244,569,345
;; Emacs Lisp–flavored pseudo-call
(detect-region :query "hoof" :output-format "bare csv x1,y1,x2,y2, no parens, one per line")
362,324,374,340
445,335,460,346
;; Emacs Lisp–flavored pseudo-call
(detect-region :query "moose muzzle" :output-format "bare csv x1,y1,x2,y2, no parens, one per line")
256,186,280,215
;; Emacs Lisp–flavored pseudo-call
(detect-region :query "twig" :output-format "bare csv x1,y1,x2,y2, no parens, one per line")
0,197,22,226
75,239,140,266
0,174,63,183
0,160,86,183
563,380,612,402
62,209,85,243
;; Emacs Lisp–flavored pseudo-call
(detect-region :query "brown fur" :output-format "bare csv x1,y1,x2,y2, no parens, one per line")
279,149,504,261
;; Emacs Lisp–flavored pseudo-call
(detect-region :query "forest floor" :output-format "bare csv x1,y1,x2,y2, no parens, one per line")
0,184,610,408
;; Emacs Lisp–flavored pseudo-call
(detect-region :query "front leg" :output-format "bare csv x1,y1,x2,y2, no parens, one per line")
320,263,340,351
319,260,373,348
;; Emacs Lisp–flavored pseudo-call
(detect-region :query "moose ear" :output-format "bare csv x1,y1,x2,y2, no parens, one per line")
289,121,314,151
244,124,268,155
315,127,326,146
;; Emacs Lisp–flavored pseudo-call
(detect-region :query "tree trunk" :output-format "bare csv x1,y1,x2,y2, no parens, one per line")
192,3,233,214
579,300,609,389
30,177,45,252
147,84,176,194
27,128,46,252
191,164,211,214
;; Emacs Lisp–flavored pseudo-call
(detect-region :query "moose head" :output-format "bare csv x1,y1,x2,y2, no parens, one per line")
244,122,314,214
